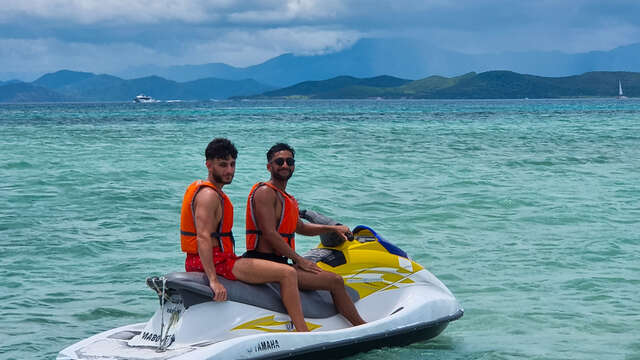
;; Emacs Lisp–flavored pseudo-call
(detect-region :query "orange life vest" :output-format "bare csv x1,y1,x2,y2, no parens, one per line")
180,180,235,254
245,182,299,251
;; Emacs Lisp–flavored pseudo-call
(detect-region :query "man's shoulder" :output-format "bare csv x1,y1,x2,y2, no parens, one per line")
253,183,278,201
194,186,222,206
255,182,283,193
252,184,269,195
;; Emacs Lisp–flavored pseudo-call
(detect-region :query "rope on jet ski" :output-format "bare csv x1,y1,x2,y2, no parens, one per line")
157,276,169,352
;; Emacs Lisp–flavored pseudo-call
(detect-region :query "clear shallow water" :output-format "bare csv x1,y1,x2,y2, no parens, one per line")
1,99,639,360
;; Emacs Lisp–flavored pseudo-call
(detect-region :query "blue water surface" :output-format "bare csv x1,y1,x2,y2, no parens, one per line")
1,99,639,360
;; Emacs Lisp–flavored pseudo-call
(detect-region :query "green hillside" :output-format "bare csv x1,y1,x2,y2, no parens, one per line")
396,72,477,96
253,71,639,99
259,75,411,98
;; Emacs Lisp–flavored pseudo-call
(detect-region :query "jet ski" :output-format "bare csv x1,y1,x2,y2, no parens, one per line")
58,210,463,360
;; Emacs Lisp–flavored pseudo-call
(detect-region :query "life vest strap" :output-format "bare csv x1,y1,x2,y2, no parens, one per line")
280,233,294,248
246,229,293,238
180,230,197,236
211,231,234,240
212,232,235,254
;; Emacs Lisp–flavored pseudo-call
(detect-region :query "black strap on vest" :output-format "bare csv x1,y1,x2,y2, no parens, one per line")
281,232,294,247
182,230,233,242
211,231,235,253
246,229,294,247
211,231,235,242
246,229,293,238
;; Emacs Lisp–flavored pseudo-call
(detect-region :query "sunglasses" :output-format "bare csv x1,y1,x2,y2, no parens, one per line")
272,157,295,166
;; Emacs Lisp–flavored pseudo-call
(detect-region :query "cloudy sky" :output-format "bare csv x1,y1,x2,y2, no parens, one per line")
2,0,640,80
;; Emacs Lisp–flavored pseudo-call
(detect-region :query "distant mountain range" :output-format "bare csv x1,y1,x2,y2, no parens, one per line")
117,38,640,87
0,70,274,103
0,69,636,103
2,37,639,102
0,82,70,102
252,71,637,99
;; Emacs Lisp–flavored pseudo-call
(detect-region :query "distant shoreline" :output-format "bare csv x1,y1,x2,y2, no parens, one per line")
1,97,636,105
0,70,636,103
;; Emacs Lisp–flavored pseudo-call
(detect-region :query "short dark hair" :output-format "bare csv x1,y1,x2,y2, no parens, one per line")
205,138,238,160
267,143,295,162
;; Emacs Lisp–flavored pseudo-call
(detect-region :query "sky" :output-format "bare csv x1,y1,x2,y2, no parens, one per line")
1,0,640,80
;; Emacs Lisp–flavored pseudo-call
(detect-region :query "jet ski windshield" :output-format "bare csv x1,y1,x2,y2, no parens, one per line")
353,225,408,258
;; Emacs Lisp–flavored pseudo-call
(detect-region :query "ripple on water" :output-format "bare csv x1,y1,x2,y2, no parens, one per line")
0,160,35,169
73,307,141,321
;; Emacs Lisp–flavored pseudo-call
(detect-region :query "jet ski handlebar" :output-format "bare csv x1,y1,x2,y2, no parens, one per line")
299,209,353,246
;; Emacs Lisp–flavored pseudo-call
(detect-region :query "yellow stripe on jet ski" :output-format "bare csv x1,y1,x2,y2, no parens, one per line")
231,315,322,333
343,272,408,298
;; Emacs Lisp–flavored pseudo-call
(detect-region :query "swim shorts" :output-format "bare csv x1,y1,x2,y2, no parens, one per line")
242,250,290,265
185,247,239,280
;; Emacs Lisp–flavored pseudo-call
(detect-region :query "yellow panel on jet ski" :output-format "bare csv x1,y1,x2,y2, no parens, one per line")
318,245,424,273
232,315,322,333
315,252,420,298
314,229,426,298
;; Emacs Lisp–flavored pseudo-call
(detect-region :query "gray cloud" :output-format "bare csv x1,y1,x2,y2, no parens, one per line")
1,0,639,80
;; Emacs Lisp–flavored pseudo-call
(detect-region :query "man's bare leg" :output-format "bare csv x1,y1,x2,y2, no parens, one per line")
232,259,309,332
296,269,366,326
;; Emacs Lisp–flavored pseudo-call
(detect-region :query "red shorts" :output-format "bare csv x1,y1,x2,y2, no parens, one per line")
185,248,239,280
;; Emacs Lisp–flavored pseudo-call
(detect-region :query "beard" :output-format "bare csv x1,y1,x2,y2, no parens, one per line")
212,172,232,184
272,168,293,181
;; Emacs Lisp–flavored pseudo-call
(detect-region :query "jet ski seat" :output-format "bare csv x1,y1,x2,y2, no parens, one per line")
147,271,359,319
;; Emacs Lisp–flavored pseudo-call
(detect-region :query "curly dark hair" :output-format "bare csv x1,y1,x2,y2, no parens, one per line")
205,138,238,160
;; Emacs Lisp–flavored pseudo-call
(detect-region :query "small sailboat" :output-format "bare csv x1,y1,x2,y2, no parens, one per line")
618,80,628,99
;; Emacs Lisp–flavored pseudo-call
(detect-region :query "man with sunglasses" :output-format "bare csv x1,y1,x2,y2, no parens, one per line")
244,143,366,327
180,138,309,332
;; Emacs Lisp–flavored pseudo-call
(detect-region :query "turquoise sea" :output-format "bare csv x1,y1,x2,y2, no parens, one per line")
1,99,639,360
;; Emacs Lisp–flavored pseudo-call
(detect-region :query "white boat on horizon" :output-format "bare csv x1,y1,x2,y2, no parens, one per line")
134,94,160,103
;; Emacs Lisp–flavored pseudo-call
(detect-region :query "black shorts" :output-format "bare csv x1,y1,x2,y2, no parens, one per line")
242,250,290,265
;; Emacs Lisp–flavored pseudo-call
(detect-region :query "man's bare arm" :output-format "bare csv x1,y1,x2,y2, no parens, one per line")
253,187,326,273
194,188,227,301
296,220,351,242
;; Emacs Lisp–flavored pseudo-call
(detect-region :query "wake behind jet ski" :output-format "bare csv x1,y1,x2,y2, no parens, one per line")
58,211,463,359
